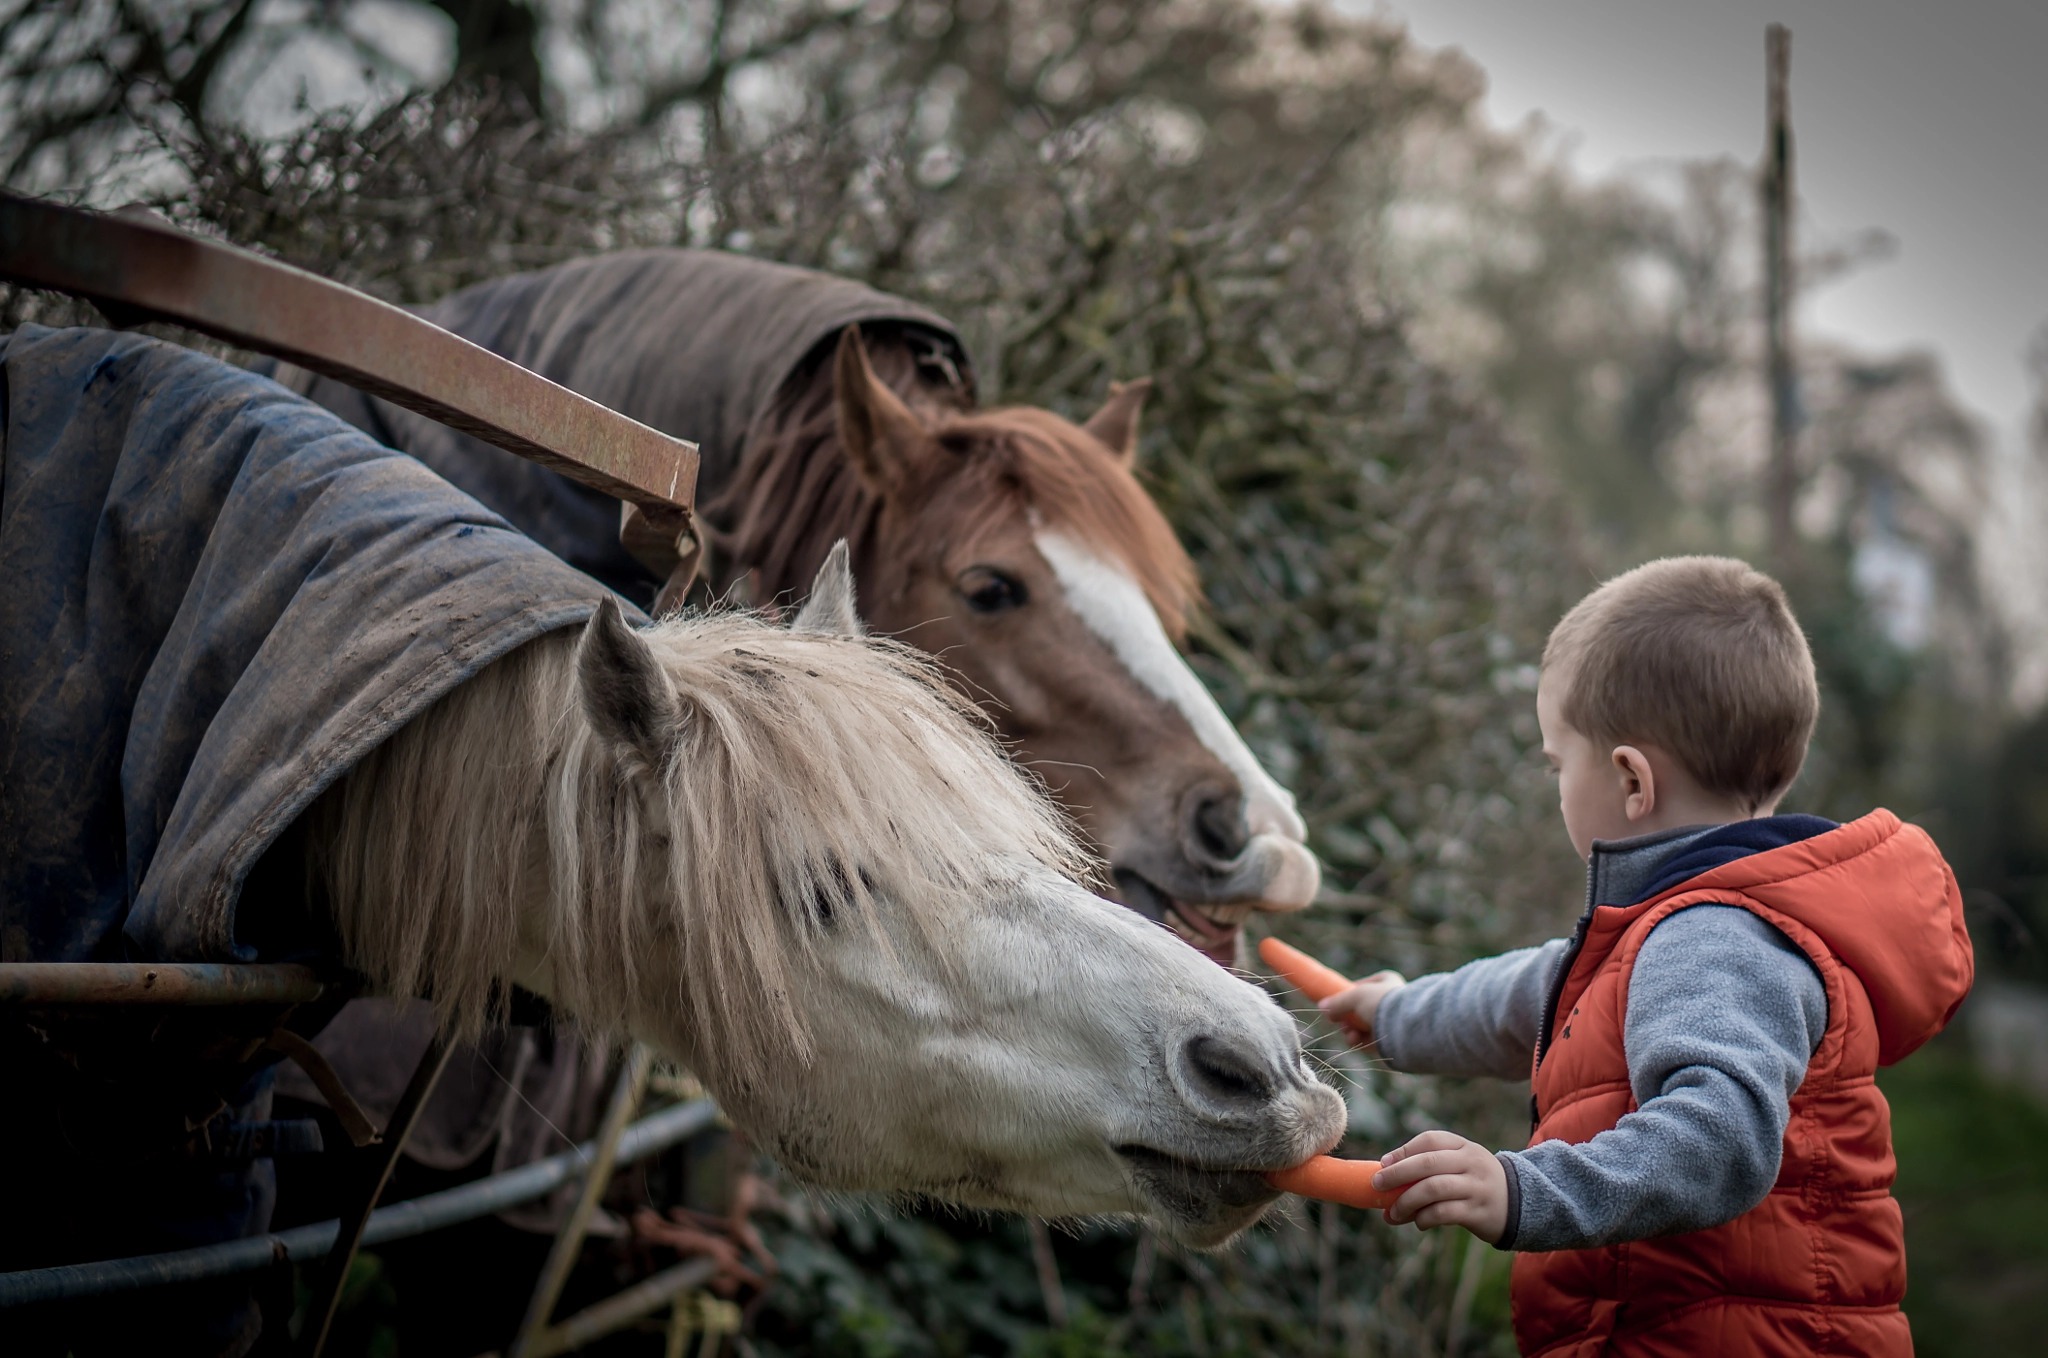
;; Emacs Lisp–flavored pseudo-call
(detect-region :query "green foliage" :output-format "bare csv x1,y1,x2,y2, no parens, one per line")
1880,1037,2048,1357
753,1194,1514,1356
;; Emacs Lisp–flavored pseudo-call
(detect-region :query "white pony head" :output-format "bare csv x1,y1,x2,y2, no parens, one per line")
317,545,1343,1246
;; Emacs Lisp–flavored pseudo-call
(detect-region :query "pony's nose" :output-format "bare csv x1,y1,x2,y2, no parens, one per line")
1175,1032,1283,1114
1184,785,1251,868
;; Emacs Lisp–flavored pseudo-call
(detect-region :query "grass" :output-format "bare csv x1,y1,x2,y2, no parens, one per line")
1882,1033,2048,1357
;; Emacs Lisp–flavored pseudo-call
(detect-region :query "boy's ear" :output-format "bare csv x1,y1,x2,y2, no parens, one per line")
1612,745,1656,821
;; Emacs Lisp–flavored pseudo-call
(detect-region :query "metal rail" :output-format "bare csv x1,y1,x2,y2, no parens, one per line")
0,962,330,1006
0,193,698,523
0,1097,720,1307
510,1043,653,1358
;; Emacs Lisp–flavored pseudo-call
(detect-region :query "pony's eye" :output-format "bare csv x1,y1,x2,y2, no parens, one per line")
959,567,1028,614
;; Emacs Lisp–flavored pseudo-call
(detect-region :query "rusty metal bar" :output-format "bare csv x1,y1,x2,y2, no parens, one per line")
0,962,328,1006
0,193,698,516
509,1042,653,1358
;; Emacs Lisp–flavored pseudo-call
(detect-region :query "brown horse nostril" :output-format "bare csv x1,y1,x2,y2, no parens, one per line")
1190,790,1251,865
1180,1033,1277,1108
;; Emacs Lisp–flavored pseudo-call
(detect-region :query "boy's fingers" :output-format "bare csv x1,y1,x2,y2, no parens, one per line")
1380,1170,1466,1224
1375,1140,1466,1185
1381,1130,1462,1167
1410,1199,1483,1233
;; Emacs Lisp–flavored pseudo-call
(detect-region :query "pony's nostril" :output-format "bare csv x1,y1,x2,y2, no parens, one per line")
1181,1033,1276,1107
1190,790,1250,864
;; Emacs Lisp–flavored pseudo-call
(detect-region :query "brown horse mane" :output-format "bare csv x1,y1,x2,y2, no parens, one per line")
701,326,1197,638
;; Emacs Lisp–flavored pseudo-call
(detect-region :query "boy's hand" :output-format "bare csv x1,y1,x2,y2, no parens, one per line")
1374,1130,1509,1244
1317,970,1405,1046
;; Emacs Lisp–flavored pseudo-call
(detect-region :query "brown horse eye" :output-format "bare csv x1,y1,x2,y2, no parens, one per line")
960,568,1027,613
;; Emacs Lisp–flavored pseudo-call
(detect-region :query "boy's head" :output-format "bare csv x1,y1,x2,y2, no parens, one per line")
1538,556,1818,858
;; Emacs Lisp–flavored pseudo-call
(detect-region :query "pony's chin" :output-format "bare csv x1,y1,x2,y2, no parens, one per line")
1115,1145,1284,1249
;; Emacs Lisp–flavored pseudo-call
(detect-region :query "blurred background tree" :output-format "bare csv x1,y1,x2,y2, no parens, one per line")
5,0,2043,1352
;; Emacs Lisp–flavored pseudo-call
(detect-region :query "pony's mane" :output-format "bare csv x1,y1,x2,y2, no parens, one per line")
308,609,1091,1083
703,329,1198,637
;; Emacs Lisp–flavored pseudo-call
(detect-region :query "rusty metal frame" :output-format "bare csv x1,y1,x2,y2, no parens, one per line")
0,193,698,520
0,196,718,1350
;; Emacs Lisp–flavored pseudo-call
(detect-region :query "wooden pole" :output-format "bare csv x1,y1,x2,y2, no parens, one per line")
1762,23,1800,571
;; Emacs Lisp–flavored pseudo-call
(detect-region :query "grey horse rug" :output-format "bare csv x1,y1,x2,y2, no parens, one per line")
0,324,610,1354
260,250,971,1230
271,247,972,606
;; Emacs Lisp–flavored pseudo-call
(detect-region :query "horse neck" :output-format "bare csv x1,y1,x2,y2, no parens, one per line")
702,331,967,603
304,631,657,1039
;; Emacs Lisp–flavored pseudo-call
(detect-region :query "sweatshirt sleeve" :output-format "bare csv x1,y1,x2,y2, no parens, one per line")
1500,905,1827,1252
1376,939,1567,1079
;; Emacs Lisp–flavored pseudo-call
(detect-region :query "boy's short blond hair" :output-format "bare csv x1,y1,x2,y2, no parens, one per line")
1543,556,1818,812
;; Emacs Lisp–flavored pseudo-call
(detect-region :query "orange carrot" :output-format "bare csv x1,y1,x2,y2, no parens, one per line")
1259,936,1369,1037
1266,1155,1405,1210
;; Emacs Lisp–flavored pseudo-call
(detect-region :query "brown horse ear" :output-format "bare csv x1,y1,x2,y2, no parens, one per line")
835,327,927,497
1082,377,1152,465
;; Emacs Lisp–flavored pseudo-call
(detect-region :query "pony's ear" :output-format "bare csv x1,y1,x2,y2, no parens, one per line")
576,595,682,764
792,539,865,636
834,326,927,497
1082,377,1152,466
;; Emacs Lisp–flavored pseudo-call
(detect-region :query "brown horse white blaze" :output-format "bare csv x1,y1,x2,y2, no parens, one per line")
715,328,1318,963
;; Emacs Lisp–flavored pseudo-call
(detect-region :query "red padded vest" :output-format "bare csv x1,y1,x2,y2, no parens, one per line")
1512,810,1972,1357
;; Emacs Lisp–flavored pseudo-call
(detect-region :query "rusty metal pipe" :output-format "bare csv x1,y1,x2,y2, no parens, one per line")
0,962,329,1006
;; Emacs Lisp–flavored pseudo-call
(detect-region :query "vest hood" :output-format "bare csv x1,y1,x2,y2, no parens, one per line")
1656,808,1972,1066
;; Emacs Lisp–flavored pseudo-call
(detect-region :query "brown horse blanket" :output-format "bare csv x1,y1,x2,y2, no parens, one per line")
272,247,971,605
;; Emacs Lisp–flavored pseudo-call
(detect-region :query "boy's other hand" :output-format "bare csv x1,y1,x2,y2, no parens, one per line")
1317,970,1405,1046
1375,1130,1509,1244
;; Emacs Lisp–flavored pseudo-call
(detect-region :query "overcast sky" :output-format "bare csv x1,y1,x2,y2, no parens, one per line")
1353,0,2048,447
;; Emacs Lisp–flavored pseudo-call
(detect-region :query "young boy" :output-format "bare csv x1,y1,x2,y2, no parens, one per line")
1321,556,1973,1356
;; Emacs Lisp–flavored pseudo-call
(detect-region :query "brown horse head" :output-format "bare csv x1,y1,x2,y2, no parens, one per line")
705,326,1318,963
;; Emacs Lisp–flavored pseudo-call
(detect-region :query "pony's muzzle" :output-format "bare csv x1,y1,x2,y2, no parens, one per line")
1173,787,1322,912
1168,1027,1332,1133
